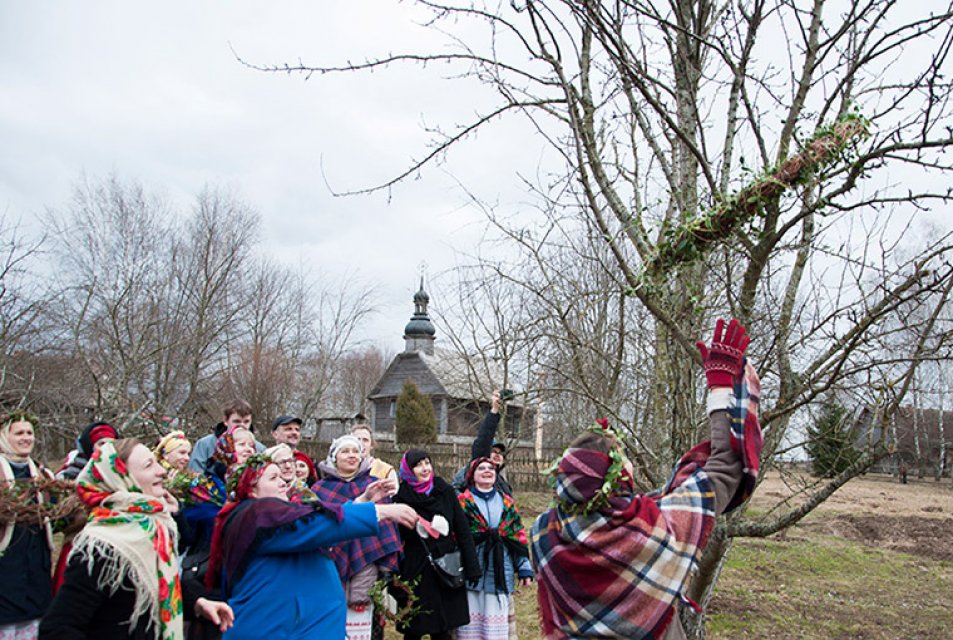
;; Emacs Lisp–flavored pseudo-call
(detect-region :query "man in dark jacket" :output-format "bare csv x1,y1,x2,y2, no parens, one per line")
451,390,513,496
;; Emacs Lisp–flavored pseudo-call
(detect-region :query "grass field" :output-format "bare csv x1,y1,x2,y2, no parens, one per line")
385,473,953,639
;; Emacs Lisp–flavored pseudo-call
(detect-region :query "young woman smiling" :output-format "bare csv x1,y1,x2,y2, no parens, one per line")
393,449,480,640
455,458,533,640
41,439,233,639
0,411,54,640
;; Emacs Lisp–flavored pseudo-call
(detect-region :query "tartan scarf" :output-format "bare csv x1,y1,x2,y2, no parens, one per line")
312,465,401,578
531,447,715,639
458,486,529,594
73,442,183,640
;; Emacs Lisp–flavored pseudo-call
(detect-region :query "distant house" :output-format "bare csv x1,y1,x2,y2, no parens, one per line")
853,405,953,476
367,279,534,443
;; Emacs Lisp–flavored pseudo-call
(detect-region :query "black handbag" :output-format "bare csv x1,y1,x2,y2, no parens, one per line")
420,532,465,589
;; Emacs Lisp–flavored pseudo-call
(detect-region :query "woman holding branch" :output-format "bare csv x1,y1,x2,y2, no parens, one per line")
0,411,54,640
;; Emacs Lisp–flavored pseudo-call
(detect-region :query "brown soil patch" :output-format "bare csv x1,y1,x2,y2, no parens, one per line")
751,469,953,519
798,513,953,562
750,470,953,563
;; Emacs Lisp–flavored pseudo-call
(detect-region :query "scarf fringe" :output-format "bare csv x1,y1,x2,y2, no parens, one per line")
70,534,160,634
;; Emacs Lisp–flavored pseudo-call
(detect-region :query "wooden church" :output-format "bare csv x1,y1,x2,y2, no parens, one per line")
366,279,532,441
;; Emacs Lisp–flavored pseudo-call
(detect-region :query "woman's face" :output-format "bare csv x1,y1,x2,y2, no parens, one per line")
272,450,296,482
164,444,191,471
294,459,310,481
233,430,256,465
335,445,362,476
251,463,289,500
127,444,168,499
412,458,433,483
6,420,35,458
473,461,497,489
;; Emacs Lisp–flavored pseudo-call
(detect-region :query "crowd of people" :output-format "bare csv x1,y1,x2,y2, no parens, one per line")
0,318,761,640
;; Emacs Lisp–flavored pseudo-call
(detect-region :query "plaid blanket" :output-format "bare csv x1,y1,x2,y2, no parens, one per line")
531,450,714,639
531,368,764,638
312,467,401,578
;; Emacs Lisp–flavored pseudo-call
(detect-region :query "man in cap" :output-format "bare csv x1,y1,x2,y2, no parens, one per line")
272,415,303,449
452,390,513,496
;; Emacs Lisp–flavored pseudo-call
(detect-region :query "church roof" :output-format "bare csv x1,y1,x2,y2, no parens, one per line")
368,346,521,405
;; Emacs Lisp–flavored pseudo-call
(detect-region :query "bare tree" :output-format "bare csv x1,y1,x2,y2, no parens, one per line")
267,1,953,635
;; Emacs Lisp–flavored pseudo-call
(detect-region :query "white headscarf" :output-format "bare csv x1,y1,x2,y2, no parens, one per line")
326,434,364,467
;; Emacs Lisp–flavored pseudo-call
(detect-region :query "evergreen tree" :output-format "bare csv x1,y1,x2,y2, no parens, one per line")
395,379,437,446
807,401,859,478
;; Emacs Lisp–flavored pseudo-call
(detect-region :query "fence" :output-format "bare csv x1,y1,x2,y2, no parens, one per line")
298,439,563,493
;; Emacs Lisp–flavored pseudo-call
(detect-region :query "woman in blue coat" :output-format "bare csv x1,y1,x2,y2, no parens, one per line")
206,454,417,640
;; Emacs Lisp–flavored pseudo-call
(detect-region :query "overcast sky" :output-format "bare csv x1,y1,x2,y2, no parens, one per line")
0,2,546,349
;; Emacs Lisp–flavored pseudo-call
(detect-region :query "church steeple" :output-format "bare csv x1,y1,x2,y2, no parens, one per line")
403,276,436,354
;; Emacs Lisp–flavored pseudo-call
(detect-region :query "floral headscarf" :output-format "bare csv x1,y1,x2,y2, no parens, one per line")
73,441,183,640
153,431,190,467
213,426,253,469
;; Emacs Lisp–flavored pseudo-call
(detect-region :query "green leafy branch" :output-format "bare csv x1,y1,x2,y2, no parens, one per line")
645,114,870,277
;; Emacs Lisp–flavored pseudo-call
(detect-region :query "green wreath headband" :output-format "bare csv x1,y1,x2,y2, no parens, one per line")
546,418,632,515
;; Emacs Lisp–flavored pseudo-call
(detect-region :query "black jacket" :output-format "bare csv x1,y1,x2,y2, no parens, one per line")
394,476,480,635
0,461,52,625
39,553,207,639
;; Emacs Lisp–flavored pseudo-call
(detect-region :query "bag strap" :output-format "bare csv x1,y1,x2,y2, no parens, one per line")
416,527,441,563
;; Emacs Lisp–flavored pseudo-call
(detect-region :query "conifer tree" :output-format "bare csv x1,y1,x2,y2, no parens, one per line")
395,379,437,446
807,401,859,478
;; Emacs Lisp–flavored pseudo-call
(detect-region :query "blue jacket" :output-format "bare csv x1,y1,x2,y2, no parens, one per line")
224,502,378,640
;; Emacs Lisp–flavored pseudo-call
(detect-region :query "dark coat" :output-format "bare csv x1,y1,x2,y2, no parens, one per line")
393,476,480,636
0,462,52,625
39,553,206,640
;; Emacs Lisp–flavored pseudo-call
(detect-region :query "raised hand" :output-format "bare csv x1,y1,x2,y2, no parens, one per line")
696,318,750,389
357,478,398,504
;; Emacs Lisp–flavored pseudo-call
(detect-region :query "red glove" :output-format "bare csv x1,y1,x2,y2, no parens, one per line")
696,318,750,388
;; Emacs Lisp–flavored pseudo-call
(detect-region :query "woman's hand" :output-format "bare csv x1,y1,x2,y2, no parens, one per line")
696,318,750,389
357,478,398,504
194,597,234,632
375,503,419,528
518,576,533,588
161,489,179,514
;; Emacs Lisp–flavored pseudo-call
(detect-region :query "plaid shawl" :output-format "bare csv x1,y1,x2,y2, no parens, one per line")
531,446,715,639
531,368,764,639
459,486,529,593
312,466,401,578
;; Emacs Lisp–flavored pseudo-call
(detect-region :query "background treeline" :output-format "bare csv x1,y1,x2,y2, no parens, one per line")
1,175,390,455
